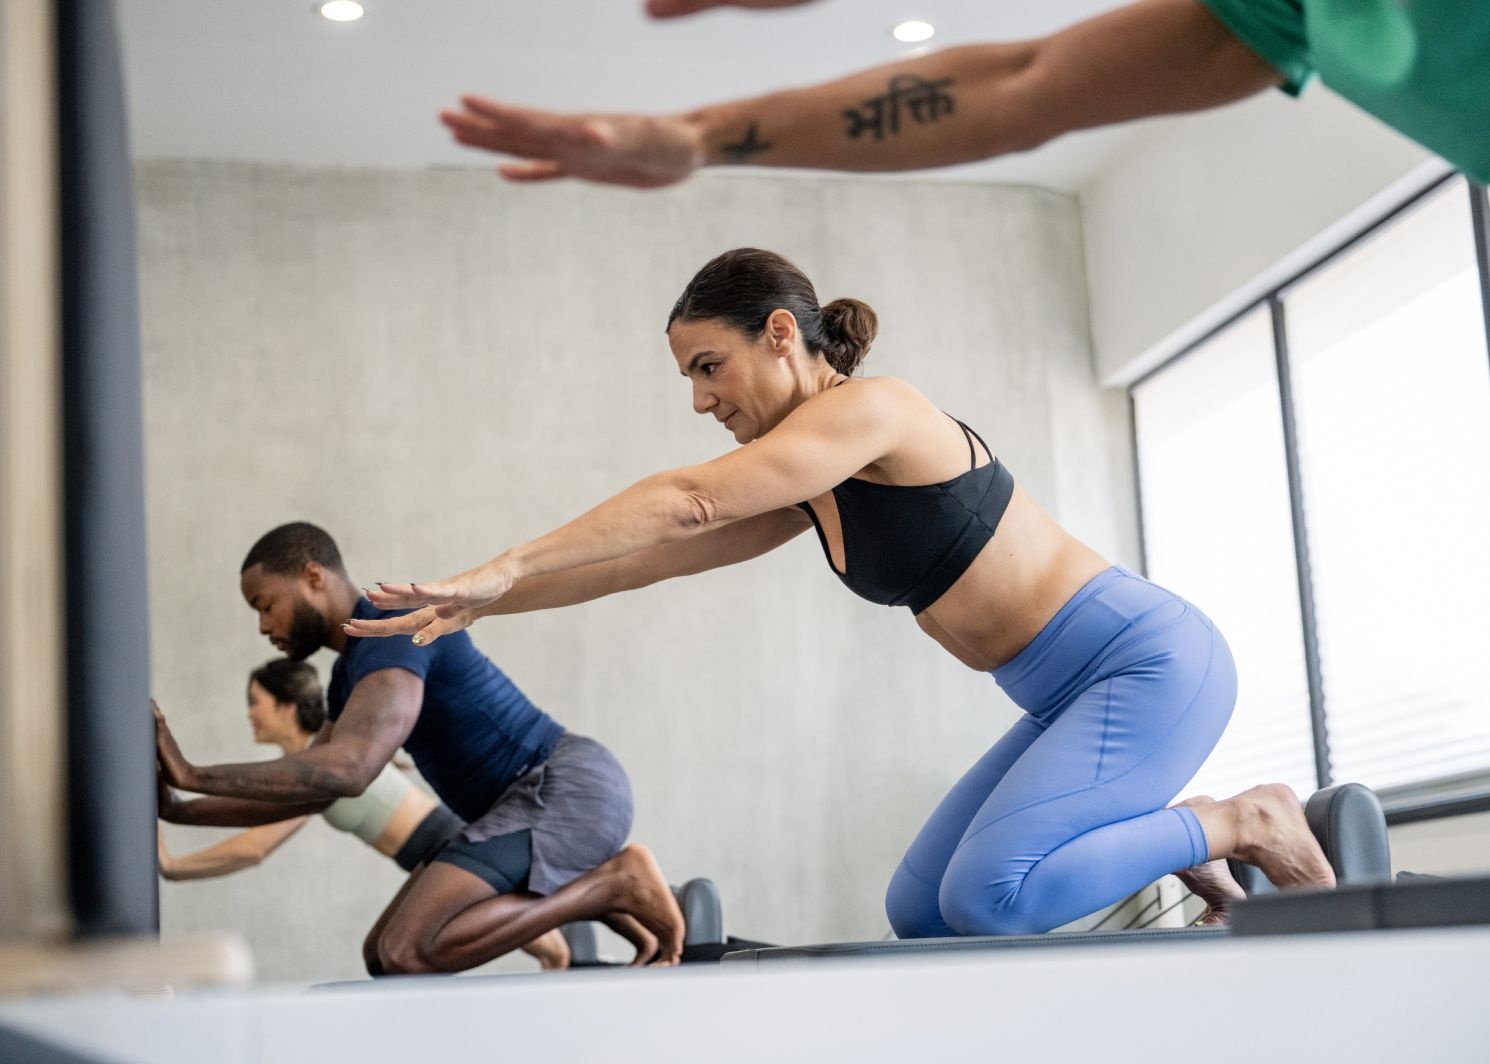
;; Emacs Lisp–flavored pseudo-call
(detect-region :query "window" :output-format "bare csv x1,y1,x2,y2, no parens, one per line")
1132,175,1490,804
1133,310,1318,798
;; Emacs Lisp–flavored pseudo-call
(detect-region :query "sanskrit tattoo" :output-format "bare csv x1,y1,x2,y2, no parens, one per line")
842,75,956,141
722,122,773,163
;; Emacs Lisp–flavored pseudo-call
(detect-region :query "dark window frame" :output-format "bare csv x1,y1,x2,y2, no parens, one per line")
1129,173,1490,825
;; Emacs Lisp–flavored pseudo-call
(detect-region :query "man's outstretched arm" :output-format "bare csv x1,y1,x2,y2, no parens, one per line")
158,783,334,827
442,0,1282,188
154,669,421,802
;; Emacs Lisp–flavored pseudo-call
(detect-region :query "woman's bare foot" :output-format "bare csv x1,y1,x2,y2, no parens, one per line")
1172,795,1248,925
521,928,572,971
1193,784,1336,891
601,911,660,966
596,844,685,965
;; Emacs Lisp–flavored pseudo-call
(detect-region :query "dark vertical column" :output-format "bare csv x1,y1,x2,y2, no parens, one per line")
1470,182,1490,373
56,0,157,936
1269,297,1332,791
1127,392,1150,577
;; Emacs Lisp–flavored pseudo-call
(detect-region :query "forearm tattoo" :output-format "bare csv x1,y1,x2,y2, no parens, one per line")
722,122,773,163
194,754,344,803
842,75,956,141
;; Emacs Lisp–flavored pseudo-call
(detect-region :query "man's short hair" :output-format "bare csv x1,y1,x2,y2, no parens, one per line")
241,522,346,577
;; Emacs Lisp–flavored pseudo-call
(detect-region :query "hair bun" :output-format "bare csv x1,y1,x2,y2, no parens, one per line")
819,298,878,375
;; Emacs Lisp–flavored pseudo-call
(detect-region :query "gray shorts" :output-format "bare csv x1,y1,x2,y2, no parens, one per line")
441,733,634,895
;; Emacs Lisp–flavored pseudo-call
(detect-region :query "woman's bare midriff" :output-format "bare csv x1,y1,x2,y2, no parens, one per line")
371,783,440,859
914,485,1111,672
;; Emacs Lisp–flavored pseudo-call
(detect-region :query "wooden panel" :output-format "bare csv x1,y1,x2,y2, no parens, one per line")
0,0,69,940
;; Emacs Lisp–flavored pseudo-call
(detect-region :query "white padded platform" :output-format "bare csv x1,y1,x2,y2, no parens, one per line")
2,927,1488,1063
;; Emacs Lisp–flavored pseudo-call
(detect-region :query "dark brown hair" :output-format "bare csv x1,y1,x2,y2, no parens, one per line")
249,659,326,735
667,248,878,375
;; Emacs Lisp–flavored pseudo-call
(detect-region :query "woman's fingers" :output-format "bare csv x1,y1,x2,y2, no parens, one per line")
366,579,475,608
498,160,568,183
342,610,430,637
408,609,473,647
406,579,477,605
364,582,425,609
343,606,472,646
367,577,502,609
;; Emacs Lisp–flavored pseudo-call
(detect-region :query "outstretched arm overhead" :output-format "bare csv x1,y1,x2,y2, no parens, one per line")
153,670,422,802
355,379,904,644
441,0,1280,188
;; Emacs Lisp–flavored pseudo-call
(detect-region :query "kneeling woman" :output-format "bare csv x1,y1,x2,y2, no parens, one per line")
351,249,1334,936
157,659,569,968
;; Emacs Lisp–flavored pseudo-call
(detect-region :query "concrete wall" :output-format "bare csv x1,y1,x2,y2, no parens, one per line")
1081,84,1433,386
140,161,1134,984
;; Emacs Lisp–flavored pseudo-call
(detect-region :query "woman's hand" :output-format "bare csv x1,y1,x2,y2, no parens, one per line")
156,824,179,878
357,556,517,646
439,96,705,189
342,604,479,648
153,700,199,792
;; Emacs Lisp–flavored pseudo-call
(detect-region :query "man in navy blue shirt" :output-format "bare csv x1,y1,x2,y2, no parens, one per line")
154,522,683,974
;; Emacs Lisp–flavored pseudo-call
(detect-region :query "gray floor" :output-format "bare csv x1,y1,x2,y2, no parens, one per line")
3,926,1488,1063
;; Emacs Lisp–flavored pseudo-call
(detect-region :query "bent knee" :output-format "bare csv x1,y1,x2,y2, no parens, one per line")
378,932,438,976
885,863,947,939
937,867,1051,937
362,938,385,978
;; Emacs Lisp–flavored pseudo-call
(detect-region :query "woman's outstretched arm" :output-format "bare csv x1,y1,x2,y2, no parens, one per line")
156,818,309,881
357,380,903,644
345,506,810,641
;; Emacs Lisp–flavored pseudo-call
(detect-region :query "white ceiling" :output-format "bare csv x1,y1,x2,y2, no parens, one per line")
117,0,1143,192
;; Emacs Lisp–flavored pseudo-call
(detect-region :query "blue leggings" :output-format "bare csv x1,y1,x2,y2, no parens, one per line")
885,566,1237,937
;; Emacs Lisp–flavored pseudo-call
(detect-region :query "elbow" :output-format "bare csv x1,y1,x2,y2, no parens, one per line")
327,773,369,800
674,483,720,532
314,762,374,799
991,46,1067,155
1000,78,1061,154
646,470,722,534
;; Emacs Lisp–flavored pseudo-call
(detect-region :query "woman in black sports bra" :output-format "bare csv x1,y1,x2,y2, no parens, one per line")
353,249,1336,935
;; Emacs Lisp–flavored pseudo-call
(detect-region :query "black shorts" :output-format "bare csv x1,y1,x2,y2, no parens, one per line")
435,733,633,894
392,804,464,872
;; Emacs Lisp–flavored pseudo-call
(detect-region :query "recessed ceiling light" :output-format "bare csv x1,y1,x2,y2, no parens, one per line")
319,1,364,22
891,20,935,44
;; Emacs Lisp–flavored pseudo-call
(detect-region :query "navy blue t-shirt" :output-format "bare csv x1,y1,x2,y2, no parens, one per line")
327,598,564,823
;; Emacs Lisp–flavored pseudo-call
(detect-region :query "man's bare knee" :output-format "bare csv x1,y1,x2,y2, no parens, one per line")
363,934,387,977
379,930,437,976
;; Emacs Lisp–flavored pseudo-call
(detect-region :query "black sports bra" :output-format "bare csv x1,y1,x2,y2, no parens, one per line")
797,417,1014,614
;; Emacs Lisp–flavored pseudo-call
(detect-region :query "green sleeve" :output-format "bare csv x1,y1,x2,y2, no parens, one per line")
1197,0,1315,96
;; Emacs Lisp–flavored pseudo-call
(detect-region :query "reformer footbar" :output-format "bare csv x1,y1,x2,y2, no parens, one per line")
562,878,769,965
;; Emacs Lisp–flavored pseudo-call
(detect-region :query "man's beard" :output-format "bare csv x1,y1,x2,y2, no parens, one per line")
283,597,329,661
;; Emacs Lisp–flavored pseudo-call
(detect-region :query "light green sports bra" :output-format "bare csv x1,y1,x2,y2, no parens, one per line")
321,761,410,845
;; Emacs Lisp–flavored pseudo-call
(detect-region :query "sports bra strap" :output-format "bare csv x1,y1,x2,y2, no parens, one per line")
951,417,991,470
